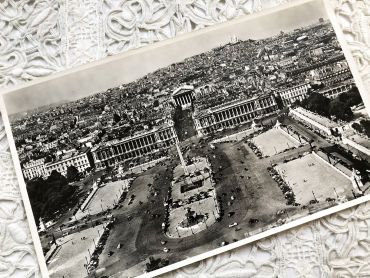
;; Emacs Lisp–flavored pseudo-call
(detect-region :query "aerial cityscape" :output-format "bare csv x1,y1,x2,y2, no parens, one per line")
6,15,370,278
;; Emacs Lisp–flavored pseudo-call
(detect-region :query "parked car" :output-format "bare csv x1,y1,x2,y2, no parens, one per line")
228,222,238,228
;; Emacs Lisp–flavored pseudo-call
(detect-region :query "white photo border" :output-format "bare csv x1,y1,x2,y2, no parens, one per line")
0,0,369,277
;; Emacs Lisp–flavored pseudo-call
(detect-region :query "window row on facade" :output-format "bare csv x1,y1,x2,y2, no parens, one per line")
92,126,177,169
193,95,278,136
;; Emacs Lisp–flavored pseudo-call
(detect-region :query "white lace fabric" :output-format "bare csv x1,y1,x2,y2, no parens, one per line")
0,0,370,277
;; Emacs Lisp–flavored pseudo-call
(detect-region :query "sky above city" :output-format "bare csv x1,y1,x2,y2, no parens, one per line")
3,0,327,115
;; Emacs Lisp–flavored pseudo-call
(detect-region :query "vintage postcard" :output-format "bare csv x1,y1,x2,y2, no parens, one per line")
1,0,370,277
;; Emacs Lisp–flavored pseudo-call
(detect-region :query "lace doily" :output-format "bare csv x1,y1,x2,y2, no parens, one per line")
1,0,370,277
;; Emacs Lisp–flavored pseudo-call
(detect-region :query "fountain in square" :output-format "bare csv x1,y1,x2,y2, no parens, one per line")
165,132,220,238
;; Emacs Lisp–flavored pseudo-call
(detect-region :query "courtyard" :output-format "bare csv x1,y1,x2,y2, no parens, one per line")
75,179,131,219
252,127,302,157
275,153,353,205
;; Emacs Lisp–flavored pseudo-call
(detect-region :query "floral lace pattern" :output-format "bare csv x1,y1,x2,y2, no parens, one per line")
0,0,370,277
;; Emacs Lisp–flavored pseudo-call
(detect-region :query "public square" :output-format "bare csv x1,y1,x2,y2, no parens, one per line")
275,153,353,204
9,5,369,277
167,157,220,238
252,127,301,157
41,112,367,278
75,180,131,219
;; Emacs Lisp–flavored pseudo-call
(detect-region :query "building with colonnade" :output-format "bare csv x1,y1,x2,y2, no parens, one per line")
193,94,278,137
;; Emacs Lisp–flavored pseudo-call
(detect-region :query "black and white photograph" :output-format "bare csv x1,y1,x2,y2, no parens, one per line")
1,0,370,277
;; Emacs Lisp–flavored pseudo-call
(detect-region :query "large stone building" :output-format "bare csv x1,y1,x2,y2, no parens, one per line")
91,121,177,169
22,148,93,180
194,84,217,98
278,83,311,106
289,107,340,136
46,148,93,177
193,94,278,137
172,85,195,109
318,82,355,99
40,140,58,152
310,61,352,86
22,158,48,180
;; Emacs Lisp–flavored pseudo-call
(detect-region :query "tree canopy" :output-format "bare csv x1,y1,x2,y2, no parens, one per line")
27,170,76,225
360,120,370,137
329,98,353,121
338,87,362,107
301,89,362,122
301,92,330,117
67,165,80,182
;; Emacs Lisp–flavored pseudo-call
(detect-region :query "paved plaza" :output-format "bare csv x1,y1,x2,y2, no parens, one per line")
211,127,261,143
48,224,105,278
275,153,353,205
167,196,220,238
171,172,212,200
94,162,175,278
167,157,220,238
75,180,131,219
293,107,338,129
48,116,360,278
253,127,301,157
123,157,168,175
